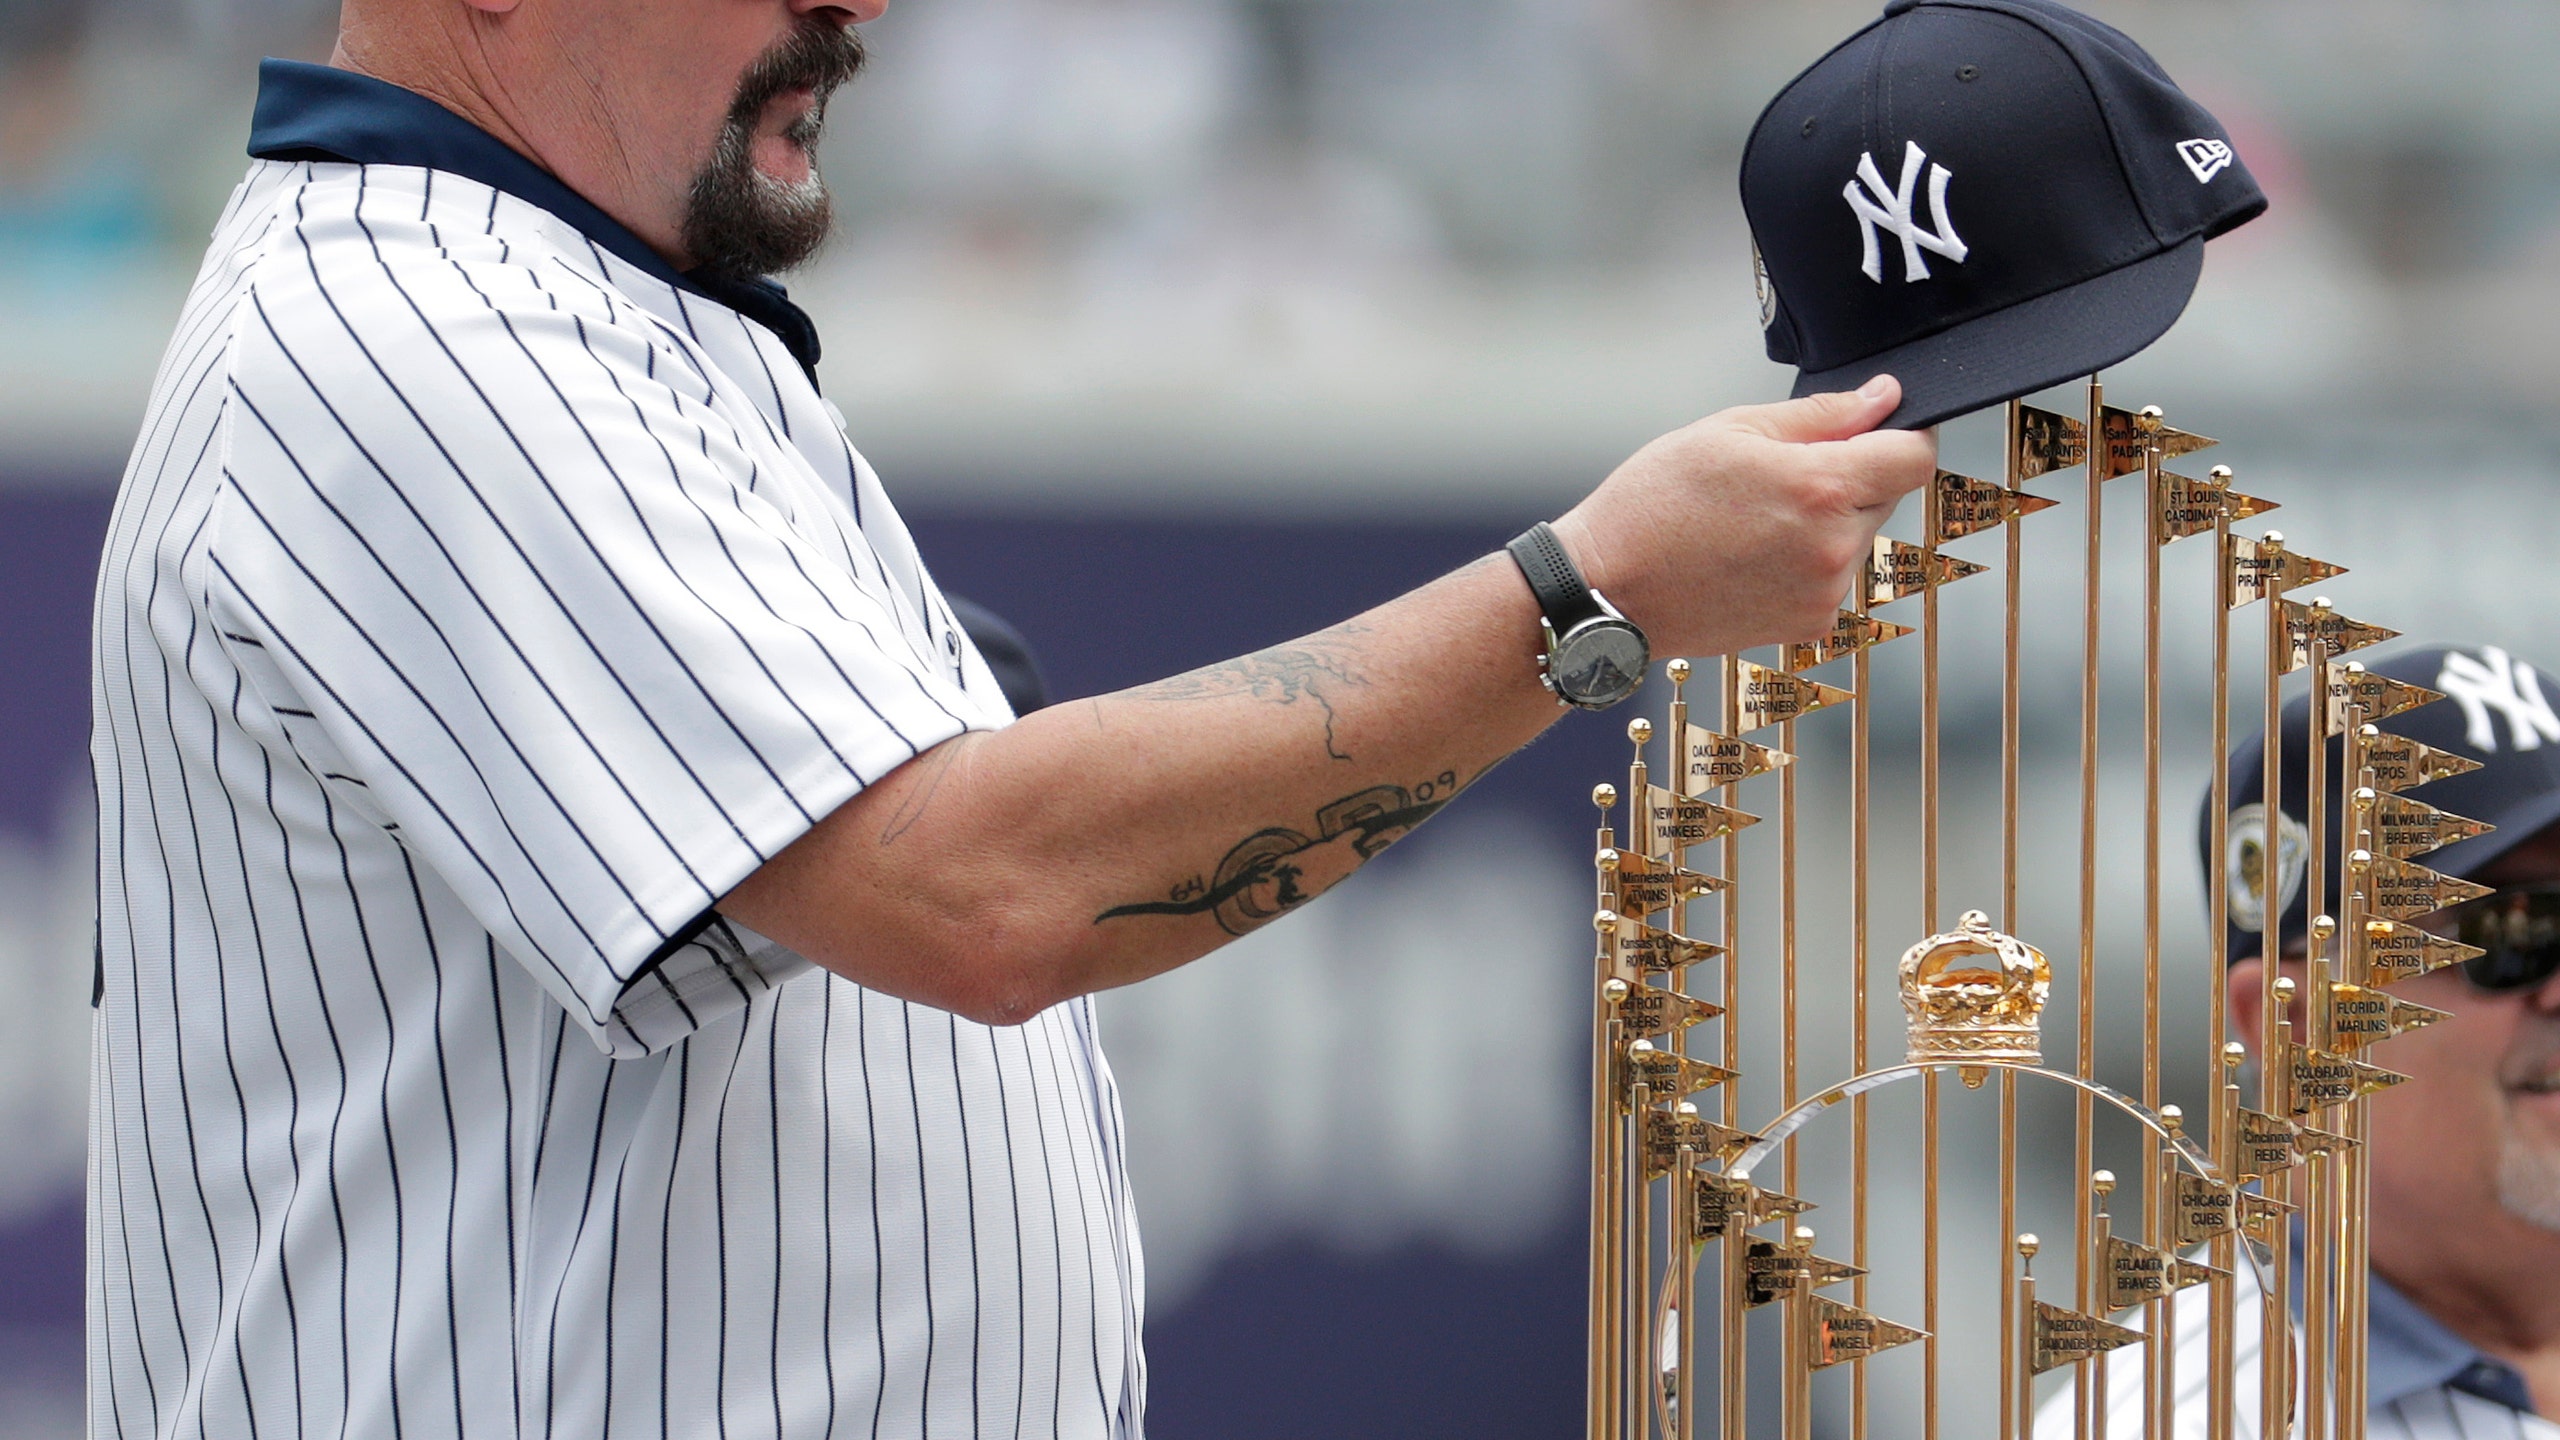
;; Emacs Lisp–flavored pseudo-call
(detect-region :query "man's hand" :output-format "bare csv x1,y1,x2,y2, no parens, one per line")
1554,374,1936,658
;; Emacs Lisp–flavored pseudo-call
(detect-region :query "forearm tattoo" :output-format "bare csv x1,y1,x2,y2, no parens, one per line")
1123,625,1373,763
1096,769,1465,936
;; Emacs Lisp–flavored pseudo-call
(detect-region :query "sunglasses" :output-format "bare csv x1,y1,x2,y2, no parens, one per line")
2438,883,2560,992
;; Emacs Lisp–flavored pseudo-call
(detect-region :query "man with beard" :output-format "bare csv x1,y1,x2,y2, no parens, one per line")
2040,645,2560,1439
86,1,1934,1436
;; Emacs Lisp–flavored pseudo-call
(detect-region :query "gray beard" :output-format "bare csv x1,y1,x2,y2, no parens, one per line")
2496,1130,2560,1233
678,112,834,281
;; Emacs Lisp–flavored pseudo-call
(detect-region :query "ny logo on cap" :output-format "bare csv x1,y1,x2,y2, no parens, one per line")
1844,140,1969,284
2439,646,2560,753
2177,138,2234,184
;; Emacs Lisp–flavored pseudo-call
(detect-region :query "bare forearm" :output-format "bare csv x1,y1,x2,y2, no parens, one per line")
724,379,1937,1022
723,554,1564,1021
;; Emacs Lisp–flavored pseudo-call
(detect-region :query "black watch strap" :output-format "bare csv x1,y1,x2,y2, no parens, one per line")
1506,522,1605,631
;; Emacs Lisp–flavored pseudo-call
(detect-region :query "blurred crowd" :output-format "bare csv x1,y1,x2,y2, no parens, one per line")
10,1,2560,494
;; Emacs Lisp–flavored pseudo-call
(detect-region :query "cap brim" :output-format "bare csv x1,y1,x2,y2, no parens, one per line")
1791,237,2205,431
2419,786,2560,883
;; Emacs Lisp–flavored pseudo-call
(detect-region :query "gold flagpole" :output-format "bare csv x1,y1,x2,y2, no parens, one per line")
2000,398,2028,1440
2303,612,2335,1440
2205,468,2239,1440
1783,703,1800,1200
1852,558,1876,1440
2138,409,2169,1440
1669,664,1698,1440
2074,375,2105,1440
2260,537,2292,1440
1628,720,1656,1439
2340,712,2373,1440
1593,784,1622,1440
1921,466,1945,1440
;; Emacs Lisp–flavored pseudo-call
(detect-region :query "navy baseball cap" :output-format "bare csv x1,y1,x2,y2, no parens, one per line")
1741,0,2268,430
2205,645,2560,964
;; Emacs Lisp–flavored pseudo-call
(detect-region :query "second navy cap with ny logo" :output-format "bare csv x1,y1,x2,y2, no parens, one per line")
1740,0,2268,430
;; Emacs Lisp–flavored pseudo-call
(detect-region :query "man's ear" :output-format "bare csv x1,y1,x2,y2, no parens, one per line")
2227,953,2314,1058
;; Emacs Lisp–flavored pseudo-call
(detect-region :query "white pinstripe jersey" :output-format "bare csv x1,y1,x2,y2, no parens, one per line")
2031,1254,2558,1440
89,73,1145,1440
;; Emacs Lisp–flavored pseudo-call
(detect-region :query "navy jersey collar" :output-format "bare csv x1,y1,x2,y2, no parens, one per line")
2368,1267,2538,1414
248,58,823,381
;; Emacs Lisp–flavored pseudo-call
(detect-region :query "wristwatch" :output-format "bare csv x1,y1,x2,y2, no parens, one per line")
1505,522,1649,711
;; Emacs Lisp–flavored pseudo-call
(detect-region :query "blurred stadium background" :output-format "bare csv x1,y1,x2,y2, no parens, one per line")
9,1,2560,1436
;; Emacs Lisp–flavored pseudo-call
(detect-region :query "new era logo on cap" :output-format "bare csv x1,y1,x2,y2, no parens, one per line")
2177,138,2234,183
1742,0,2267,430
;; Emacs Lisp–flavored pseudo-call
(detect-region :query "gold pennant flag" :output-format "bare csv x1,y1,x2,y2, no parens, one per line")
2098,403,2216,480
2360,791,2494,861
2322,982,2451,1050
2362,916,2485,985
2241,1189,2294,1244
1642,1110,1755,1177
2012,404,2089,479
1641,783,1759,854
2326,663,2446,734
2154,471,2230,541
2031,1301,2146,1374
1614,981,1722,1041
1683,724,1793,792
1783,611,1914,671
2102,1235,2223,1310
2233,1107,2304,1178
1868,537,1988,605
2358,853,2493,921
1809,1296,1927,1367
1693,1172,1813,1243
2152,472,2277,542
2279,601,2399,674
2362,731,2485,794
1736,660,1855,731
2173,1174,2239,1245
2227,534,2348,606
1610,914,1724,972
2294,1124,2358,1157
2222,488,2279,522
1621,1042,1737,1103
1934,470,2058,542
2287,1044,2409,1114
1744,1238,1865,1307
1606,849,1727,917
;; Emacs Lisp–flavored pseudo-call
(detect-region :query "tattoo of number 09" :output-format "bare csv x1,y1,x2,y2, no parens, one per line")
1095,770,1466,936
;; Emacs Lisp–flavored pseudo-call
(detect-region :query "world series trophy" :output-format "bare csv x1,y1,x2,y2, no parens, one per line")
1580,368,2489,1438
1573,5,2475,1437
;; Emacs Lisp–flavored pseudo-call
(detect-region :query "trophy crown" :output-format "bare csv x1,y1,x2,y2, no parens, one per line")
1899,909,2050,1068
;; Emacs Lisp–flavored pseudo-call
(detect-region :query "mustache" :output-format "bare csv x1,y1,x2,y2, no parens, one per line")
728,18,867,137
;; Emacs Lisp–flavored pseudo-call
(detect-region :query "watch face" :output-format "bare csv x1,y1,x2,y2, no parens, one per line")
1554,620,1649,707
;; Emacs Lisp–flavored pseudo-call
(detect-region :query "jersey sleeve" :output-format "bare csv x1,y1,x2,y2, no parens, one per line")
207,236,993,1056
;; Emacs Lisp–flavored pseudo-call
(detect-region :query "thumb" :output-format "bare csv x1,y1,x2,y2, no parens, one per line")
1727,374,1902,444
